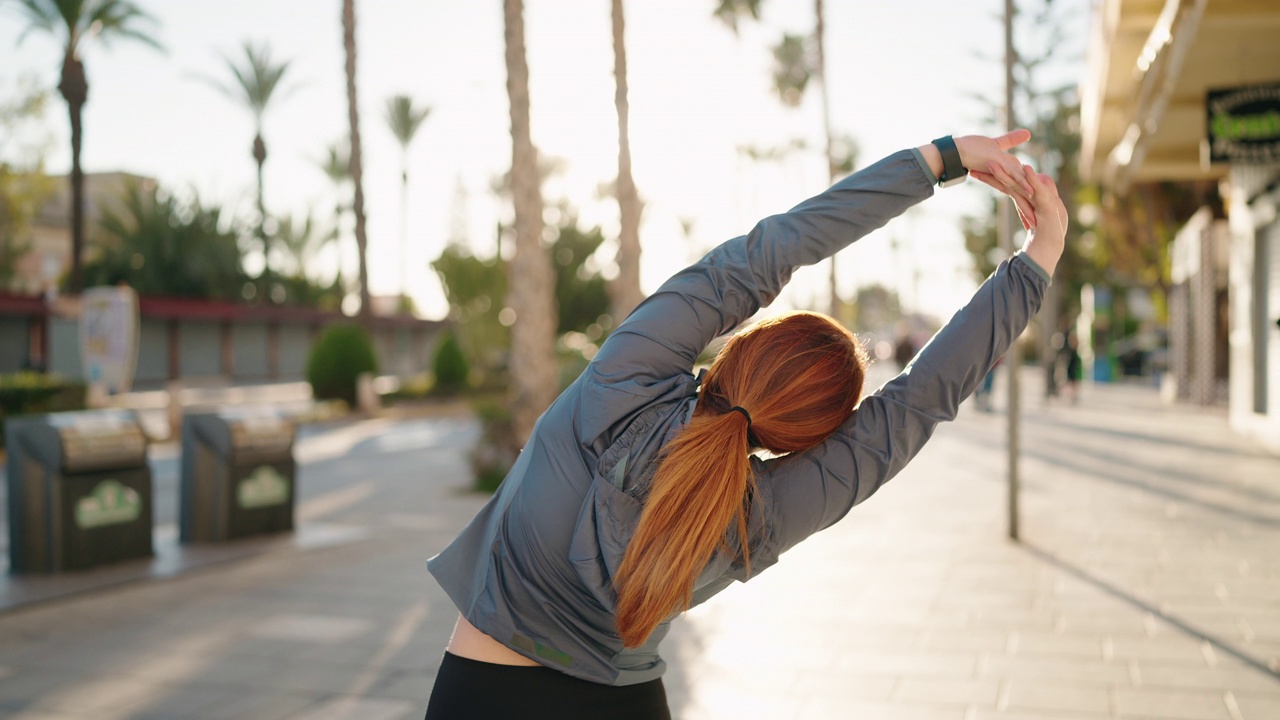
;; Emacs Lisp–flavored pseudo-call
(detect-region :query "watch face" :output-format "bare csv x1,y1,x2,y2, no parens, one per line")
940,175,968,188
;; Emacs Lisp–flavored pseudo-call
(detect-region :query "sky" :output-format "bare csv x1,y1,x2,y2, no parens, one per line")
0,0,1087,323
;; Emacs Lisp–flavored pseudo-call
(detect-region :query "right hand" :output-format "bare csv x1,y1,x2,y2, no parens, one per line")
1018,166,1067,277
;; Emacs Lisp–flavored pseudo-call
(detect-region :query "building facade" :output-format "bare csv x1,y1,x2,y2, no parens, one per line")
1080,0,1280,451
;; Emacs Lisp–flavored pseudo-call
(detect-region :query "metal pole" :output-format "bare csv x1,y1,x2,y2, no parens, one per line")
1003,0,1021,542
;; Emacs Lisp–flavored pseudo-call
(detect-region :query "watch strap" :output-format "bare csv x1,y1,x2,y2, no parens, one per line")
931,135,968,185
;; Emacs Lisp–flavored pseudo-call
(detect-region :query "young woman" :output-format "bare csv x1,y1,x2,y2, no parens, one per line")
425,130,1067,719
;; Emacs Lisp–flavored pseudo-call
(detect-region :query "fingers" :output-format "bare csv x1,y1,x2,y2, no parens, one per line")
987,161,1033,201
1013,194,1036,231
972,170,1037,229
993,128,1031,150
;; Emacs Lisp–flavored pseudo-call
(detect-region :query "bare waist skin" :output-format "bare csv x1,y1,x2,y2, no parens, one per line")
447,613,541,666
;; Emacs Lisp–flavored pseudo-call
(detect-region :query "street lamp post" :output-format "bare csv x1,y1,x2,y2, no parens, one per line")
1003,0,1022,542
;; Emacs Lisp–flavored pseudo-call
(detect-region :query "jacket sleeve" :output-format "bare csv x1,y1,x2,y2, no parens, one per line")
756,253,1050,561
586,150,935,394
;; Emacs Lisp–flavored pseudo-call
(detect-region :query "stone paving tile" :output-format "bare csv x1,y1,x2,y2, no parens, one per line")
1232,689,1280,720
890,677,1002,707
198,690,327,720
977,655,1132,685
1136,665,1280,693
1002,680,1114,716
784,669,898,702
2,711,93,720
364,671,435,703
1113,688,1233,719
126,683,244,720
797,697,967,720
285,696,418,720
23,676,177,716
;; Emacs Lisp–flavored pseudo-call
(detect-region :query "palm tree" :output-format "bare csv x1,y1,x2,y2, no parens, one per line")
12,0,159,293
609,0,644,322
503,0,559,445
205,41,292,283
383,94,431,302
342,0,372,319
714,0,845,318
315,140,351,231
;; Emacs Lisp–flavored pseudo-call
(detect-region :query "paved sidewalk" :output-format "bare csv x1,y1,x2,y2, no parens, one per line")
0,371,1276,719
663,371,1280,719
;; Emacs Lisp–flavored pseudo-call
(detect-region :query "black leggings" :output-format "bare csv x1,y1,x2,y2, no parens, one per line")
424,652,671,720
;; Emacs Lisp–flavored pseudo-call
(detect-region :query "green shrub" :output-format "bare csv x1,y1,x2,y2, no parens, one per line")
0,373,87,447
432,331,469,396
469,397,516,493
306,324,379,406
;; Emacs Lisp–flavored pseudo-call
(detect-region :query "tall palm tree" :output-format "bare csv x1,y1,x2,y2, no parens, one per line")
503,0,559,445
342,0,372,319
315,140,351,229
12,0,159,293
714,0,845,318
206,41,292,283
383,94,431,301
609,0,644,322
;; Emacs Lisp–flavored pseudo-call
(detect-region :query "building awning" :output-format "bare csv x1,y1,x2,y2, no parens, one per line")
1079,0,1280,189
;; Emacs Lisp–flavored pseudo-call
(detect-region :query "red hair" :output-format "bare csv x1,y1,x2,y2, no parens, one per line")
613,312,867,647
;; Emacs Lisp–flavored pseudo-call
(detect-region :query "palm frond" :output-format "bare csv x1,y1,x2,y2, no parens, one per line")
316,141,351,184
215,41,294,121
712,0,762,35
82,0,161,50
11,0,66,45
384,95,431,149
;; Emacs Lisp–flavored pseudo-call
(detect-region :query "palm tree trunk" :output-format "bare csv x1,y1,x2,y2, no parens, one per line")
399,162,409,303
504,0,559,445
813,0,840,321
253,133,270,285
60,55,88,294
610,0,644,322
343,0,372,319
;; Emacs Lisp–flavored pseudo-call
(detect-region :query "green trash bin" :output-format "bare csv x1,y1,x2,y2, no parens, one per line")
180,408,296,543
5,410,152,573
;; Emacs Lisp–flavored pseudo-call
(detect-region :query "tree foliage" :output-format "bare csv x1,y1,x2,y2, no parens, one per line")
13,0,161,292
431,210,612,386
0,79,54,288
84,182,247,299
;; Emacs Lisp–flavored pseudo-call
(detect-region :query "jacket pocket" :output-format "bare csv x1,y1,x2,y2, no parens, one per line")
567,473,642,614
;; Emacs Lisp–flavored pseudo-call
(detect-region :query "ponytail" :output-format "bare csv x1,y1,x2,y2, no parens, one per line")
613,410,754,648
612,311,866,648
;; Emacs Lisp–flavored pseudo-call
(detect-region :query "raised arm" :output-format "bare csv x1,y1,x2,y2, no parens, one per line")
587,149,935,394
758,167,1067,557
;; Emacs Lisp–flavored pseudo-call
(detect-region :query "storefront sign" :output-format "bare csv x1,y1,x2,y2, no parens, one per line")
1207,82,1280,164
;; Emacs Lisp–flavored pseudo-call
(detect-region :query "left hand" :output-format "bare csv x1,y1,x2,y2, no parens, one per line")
957,129,1037,229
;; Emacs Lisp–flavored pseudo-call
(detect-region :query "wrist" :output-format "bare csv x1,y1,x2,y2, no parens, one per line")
1021,237,1060,278
915,143,945,182
930,136,968,187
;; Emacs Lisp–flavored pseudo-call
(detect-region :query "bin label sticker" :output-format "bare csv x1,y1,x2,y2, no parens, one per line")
238,466,291,509
75,480,142,529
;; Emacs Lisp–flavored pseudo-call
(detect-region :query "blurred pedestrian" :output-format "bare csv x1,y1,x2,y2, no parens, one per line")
424,130,1067,719
974,356,1001,412
894,330,916,371
1062,331,1083,404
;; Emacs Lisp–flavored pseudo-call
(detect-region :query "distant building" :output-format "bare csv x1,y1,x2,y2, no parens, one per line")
12,172,157,293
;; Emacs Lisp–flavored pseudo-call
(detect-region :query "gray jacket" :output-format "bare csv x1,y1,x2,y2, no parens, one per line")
427,149,1050,686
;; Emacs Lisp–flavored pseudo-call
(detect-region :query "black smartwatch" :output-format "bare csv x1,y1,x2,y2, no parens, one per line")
932,135,968,188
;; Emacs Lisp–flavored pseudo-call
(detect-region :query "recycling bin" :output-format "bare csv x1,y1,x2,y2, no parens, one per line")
180,407,296,543
5,410,152,573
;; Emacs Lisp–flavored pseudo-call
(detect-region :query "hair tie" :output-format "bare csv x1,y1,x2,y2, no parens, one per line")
728,405,752,427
